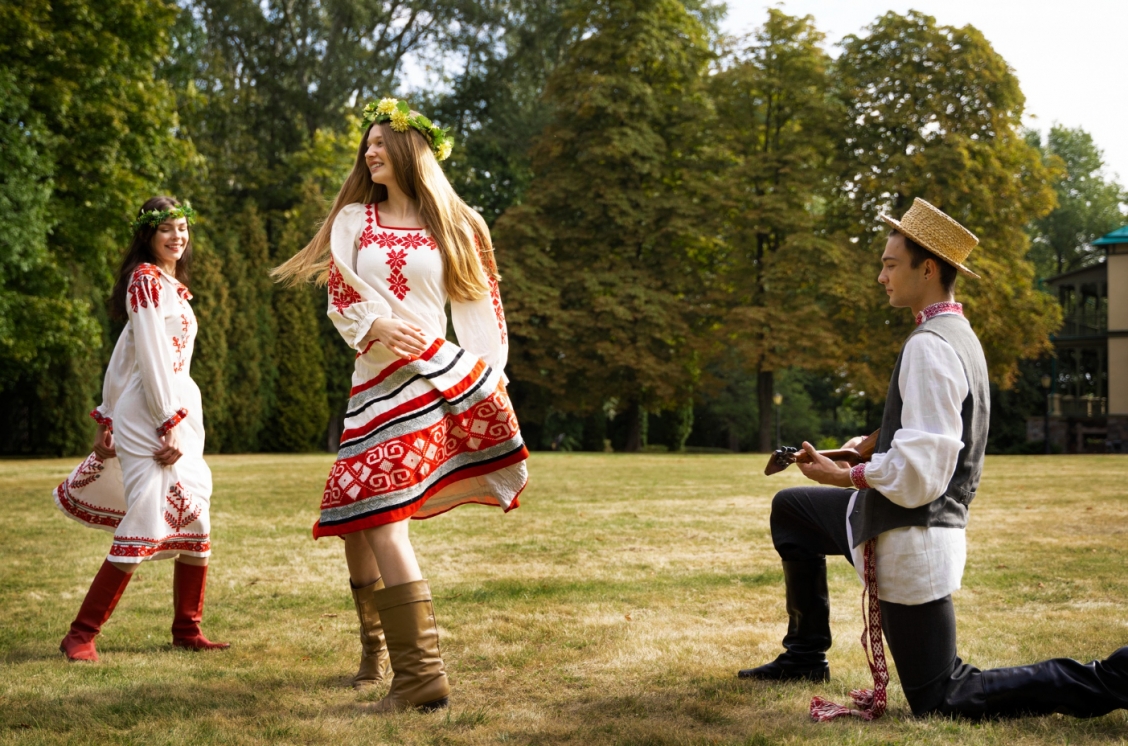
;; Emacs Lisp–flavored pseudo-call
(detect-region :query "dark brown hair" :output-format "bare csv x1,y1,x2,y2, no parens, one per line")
891,229,957,293
110,196,193,321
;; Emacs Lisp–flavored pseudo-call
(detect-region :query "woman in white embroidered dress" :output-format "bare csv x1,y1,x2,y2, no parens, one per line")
55,196,228,661
274,99,528,713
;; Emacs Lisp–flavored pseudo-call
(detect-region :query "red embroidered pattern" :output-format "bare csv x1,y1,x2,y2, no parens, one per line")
916,301,963,325
382,230,436,300
810,538,889,722
55,454,126,530
90,409,114,432
357,203,378,250
176,284,193,301
164,482,202,530
157,408,188,436
171,314,190,373
477,242,507,344
128,264,162,313
328,258,363,313
321,390,520,510
109,536,210,559
850,463,870,491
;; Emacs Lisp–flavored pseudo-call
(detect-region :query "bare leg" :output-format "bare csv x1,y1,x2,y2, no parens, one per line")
176,555,208,567
109,561,139,574
345,532,382,587
361,520,421,588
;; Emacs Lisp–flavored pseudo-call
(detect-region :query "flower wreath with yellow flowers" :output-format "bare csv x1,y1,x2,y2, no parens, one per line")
361,98,454,162
131,202,198,233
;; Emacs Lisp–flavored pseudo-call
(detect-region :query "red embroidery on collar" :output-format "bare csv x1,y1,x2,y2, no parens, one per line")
915,301,963,326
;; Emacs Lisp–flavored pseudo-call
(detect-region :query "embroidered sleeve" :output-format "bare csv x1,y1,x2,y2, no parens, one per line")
157,408,189,436
450,235,509,375
127,264,187,434
90,409,113,432
327,204,394,350
850,463,870,491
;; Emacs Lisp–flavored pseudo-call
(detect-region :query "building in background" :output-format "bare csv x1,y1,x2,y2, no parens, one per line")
1028,226,1128,452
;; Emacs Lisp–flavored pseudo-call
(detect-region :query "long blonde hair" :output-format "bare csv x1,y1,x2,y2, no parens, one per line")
272,121,495,301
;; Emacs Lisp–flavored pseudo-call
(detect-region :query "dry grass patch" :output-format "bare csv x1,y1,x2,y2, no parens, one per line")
1,453,1127,744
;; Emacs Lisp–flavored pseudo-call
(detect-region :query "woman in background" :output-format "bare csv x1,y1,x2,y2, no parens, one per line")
273,98,528,713
55,196,228,661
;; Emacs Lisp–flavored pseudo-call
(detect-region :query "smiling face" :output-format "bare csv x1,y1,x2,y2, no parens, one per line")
365,125,395,185
878,232,929,309
150,218,190,271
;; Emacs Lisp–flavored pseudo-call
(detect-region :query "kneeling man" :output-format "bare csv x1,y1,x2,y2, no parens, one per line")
740,198,1128,720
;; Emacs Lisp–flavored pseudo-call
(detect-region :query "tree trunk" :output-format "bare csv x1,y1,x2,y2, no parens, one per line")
757,368,775,453
624,401,642,452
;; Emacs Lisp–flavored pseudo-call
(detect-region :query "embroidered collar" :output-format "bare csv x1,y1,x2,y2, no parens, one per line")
915,301,963,326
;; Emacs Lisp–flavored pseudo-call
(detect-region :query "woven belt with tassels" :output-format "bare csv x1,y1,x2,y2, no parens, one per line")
809,538,889,721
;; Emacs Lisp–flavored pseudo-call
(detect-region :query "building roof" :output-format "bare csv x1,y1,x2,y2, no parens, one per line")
1093,225,1128,246
1045,260,1106,287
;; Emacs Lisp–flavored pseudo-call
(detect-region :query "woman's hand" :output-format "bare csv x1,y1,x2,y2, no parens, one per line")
93,424,117,459
364,317,429,359
153,428,183,466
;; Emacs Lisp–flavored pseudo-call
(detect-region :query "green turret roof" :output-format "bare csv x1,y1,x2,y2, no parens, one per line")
1093,225,1128,245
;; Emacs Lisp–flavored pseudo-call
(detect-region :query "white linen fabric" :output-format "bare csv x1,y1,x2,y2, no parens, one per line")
845,310,971,604
55,263,211,563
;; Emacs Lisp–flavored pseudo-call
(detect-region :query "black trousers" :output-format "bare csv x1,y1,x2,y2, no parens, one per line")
771,486,964,714
769,486,1127,718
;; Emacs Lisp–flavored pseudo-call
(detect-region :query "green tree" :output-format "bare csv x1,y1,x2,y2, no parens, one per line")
267,180,329,452
215,200,277,452
1028,125,1127,278
709,9,842,452
0,0,187,454
187,232,231,452
830,11,1061,393
494,0,717,450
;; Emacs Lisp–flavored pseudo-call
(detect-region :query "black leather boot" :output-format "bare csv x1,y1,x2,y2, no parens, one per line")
738,560,831,682
939,646,1128,719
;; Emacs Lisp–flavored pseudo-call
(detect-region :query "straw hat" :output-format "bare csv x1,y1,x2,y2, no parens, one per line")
879,198,980,279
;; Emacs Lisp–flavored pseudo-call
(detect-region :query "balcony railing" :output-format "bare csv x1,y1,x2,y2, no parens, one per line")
1051,394,1108,418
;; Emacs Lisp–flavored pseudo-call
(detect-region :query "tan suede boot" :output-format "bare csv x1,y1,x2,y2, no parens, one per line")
365,579,450,713
350,578,391,689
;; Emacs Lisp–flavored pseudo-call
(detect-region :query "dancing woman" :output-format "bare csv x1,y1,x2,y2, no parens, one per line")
55,196,228,661
273,99,528,713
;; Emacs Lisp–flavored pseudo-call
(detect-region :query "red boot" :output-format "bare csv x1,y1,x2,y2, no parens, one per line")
60,560,133,662
171,561,230,650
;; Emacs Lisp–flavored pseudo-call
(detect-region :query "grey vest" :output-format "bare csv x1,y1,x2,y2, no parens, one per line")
849,313,990,547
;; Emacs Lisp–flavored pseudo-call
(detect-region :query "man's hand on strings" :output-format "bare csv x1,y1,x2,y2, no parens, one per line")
795,441,854,488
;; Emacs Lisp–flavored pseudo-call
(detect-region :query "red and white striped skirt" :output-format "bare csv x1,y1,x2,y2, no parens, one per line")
313,338,528,538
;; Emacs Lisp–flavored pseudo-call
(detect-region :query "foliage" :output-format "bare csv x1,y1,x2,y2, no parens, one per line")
1027,125,1127,278
267,181,330,452
708,9,842,451
495,0,717,451
829,11,1062,392
0,0,186,454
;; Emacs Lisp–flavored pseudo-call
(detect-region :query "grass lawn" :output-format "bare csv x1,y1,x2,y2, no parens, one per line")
2,453,1127,745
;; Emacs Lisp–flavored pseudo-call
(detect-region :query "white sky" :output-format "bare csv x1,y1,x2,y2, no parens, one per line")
721,1,1128,188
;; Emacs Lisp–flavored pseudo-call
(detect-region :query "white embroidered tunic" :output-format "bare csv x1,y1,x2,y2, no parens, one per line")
314,202,527,536
55,264,212,563
845,304,970,605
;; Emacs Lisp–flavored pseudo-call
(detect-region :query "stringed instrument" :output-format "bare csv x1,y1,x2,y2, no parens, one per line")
763,429,880,476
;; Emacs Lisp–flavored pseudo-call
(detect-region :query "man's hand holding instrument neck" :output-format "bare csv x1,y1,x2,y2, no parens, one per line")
763,430,880,488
